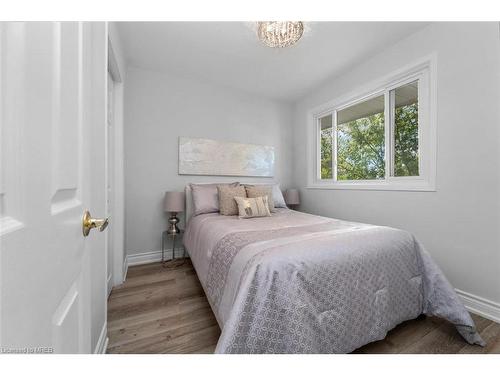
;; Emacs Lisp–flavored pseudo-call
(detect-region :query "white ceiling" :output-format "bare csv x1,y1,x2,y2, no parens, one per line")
116,22,429,101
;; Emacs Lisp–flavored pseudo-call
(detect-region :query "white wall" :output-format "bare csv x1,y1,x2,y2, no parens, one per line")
124,67,293,257
292,22,500,307
108,23,127,286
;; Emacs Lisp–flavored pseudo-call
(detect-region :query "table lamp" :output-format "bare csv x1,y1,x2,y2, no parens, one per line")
284,189,300,209
164,191,185,235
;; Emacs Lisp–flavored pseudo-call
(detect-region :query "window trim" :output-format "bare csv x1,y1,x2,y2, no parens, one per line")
306,55,437,191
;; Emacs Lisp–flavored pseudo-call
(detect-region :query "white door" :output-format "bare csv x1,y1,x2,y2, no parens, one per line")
0,22,108,354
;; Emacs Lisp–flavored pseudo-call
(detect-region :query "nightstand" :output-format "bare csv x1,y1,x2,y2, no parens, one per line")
161,230,185,266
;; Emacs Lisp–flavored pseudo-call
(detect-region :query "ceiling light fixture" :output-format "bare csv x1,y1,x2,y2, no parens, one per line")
257,21,304,48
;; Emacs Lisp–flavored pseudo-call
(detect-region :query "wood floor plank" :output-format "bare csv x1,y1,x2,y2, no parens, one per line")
401,320,470,354
458,322,500,354
108,283,205,321
159,325,221,354
107,260,500,354
114,264,193,291
108,305,214,347
195,344,218,354
353,315,442,354
108,319,219,354
108,295,209,332
110,276,202,302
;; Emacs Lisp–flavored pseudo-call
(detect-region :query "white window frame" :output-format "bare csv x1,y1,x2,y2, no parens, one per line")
307,55,437,191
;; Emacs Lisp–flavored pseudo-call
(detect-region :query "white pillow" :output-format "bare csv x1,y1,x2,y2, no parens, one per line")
272,184,287,208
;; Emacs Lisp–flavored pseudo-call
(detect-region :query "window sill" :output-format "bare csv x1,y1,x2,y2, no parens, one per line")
306,179,436,192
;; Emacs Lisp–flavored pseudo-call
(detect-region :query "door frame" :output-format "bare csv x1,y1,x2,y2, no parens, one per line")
107,35,125,290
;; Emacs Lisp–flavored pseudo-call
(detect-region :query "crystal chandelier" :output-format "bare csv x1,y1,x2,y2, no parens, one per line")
257,21,304,48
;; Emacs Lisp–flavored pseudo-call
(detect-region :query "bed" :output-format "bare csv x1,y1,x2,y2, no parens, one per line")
183,185,484,354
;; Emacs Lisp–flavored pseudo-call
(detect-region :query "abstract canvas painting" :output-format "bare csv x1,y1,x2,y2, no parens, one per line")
178,137,275,177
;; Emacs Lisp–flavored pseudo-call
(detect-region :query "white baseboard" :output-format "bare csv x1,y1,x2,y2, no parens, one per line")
94,322,108,354
126,248,188,268
455,289,500,324
126,250,168,266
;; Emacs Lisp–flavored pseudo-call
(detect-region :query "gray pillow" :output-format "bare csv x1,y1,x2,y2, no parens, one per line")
217,185,247,216
243,183,287,208
245,185,275,212
190,182,239,216
272,184,287,208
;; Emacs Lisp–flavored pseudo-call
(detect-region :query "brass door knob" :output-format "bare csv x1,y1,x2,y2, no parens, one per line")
82,210,109,237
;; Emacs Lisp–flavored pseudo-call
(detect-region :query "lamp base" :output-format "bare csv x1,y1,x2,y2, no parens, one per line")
166,213,181,235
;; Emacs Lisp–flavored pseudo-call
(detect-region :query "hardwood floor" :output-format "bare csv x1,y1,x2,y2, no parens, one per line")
107,260,500,354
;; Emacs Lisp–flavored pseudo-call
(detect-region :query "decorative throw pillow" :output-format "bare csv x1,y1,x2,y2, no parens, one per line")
244,185,275,212
272,184,287,208
234,196,271,219
243,184,287,209
217,185,247,216
190,182,239,216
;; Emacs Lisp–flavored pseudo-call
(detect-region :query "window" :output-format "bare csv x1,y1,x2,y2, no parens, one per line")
319,114,333,179
393,81,419,177
336,94,385,181
310,60,435,191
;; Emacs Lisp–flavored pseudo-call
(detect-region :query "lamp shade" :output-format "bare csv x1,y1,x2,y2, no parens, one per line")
164,191,185,213
284,189,300,205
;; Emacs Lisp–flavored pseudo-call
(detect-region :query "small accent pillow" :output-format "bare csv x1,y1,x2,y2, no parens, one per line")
245,185,275,212
272,184,287,208
243,184,287,209
217,185,247,216
190,182,239,216
234,196,271,219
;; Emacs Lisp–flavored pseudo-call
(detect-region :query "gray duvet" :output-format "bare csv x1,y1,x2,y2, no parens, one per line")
183,208,484,353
